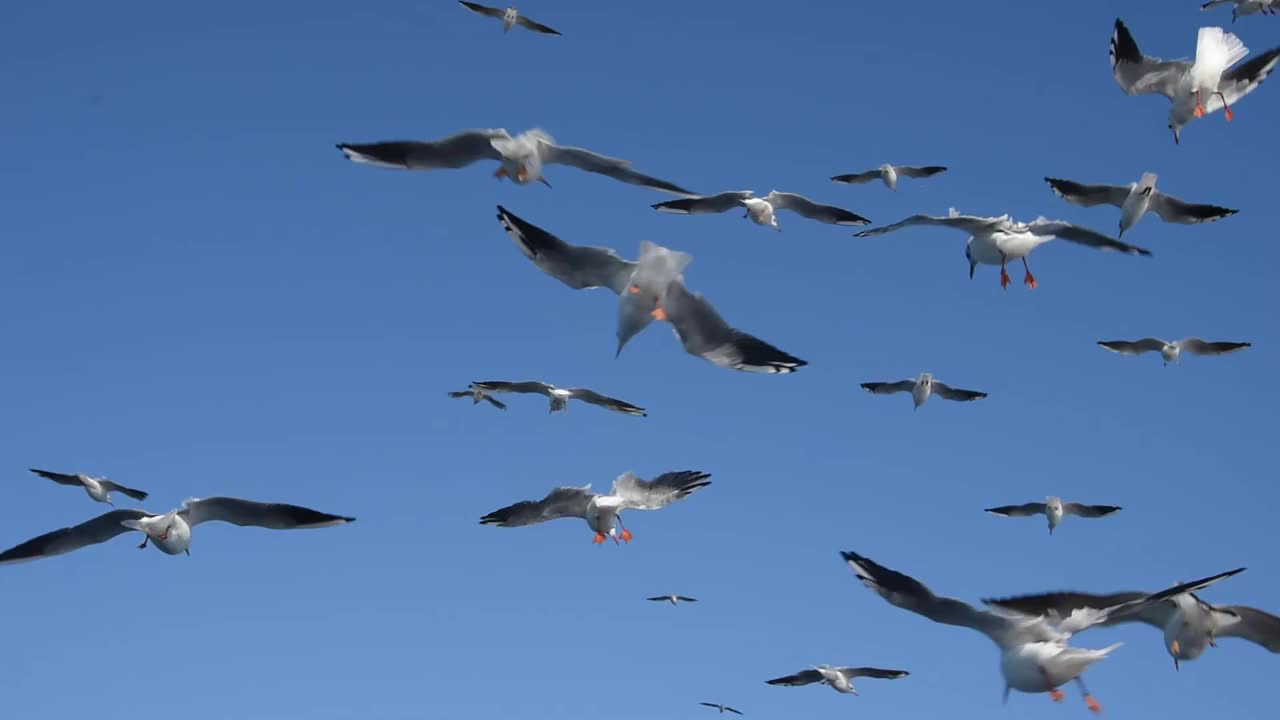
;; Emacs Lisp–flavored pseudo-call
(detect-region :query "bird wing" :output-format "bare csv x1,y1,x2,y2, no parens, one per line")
497,206,635,293
1216,606,1280,652
538,141,694,195
842,667,910,680
336,130,506,170
895,165,948,178
764,191,870,225
661,276,807,374
458,1,505,19
479,486,595,527
565,388,646,417
1055,569,1245,635
1206,47,1280,110
610,471,711,511
930,382,987,402
676,596,698,602
1147,192,1237,224
982,591,1170,629
830,169,881,184
0,509,152,564
1200,0,1234,8
859,380,916,395
1097,338,1168,355
652,191,753,215
1024,218,1152,255
28,468,86,488
1178,338,1251,356
854,212,1003,238
469,381,554,396
480,394,507,410
99,481,150,501
179,497,354,529
1062,503,1122,518
984,503,1047,517
1044,178,1130,208
765,669,824,687
515,14,561,35
1110,19,1188,99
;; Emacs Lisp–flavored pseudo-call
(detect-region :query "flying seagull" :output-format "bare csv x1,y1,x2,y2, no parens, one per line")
1097,338,1251,365
832,164,947,191
860,373,986,410
652,190,870,230
841,550,1243,712
1201,0,1278,23
766,665,909,695
984,498,1122,535
855,209,1150,289
457,2,561,35
0,497,354,563
479,470,710,544
699,703,743,715
985,586,1280,670
647,595,698,606
27,468,149,505
465,381,645,416
447,388,507,410
336,128,693,195
1110,19,1280,143
1045,174,1237,236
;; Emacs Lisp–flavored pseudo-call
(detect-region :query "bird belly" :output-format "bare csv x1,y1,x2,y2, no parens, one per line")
967,235,1005,266
1001,647,1055,693
153,522,192,555
1119,195,1148,233
993,232,1040,259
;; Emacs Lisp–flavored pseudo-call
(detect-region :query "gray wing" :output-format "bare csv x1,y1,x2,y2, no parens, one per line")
1057,569,1246,634
28,468,86,488
180,497,355,529
930,382,987,402
99,481,150,502
1200,0,1234,7
1217,606,1280,652
565,388,647,417
765,670,824,687
1097,338,1169,355
842,667,910,680
1209,47,1280,110
1110,19,1188,99
458,1,505,19
895,165,948,179
480,486,595,527
1045,178,1130,208
1024,218,1152,255
652,191,753,215
661,277,807,374
984,503,1047,517
860,380,915,395
982,591,1170,629
539,142,694,195
497,206,635,294
831,170,881,184
764,191,871,226
854,212,1003,238
469,381,554,396
1178,338,1251,356
675,596,698,602
0,509,150,564
1147,193,1237,225
335,129,506,170
480,394,507,410
514,14,561,35
610,470,711,510
841,551,1013,645
1062,503,1122,518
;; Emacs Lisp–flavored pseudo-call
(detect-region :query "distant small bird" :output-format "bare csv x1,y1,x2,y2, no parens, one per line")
1097,338,1250,365
457,2,561,35
466,381,646,416
447,389,507,410
832,164,947,191
1201,0,1278,23
652,190,870,230
985,497,1122,535
766,665,909,695
647,594,697,606
699,703,743,715
1045,174,1237,236
28,468,149,506
860,373,986,410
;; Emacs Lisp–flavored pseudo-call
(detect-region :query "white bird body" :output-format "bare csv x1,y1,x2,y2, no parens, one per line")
80,476,111,504
741,197,778,229
1000,641,1121,694
124,512,193,555
1045,497,1065,534
1118,173,1157,234
502,7,518,31
911,374,933,408
815,666,857,694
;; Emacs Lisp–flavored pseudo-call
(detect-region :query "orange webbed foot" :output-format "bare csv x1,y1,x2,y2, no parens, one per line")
1224,107,1235,122
1194,104,1206,118
650,307,667,321
1024,272,1038,289
1085,695,1102,713
620,528,633,543
592,532,606,545
1049,688,1065,703
1000,270,1011,289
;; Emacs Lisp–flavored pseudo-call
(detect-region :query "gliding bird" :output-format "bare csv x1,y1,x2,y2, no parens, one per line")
984,498,1122,535
27,468,149,506
457,2,561,35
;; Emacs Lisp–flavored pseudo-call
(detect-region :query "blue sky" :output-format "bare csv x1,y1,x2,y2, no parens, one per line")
1,1,1276,718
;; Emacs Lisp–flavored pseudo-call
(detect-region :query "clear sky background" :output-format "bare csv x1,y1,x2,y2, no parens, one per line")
1,1,1276,718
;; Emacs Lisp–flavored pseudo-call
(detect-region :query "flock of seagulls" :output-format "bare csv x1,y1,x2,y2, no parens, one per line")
7,4,1277,717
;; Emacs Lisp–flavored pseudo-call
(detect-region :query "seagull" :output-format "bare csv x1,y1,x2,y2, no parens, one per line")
479,470,711,545
832,164,948,191
699,703,743,715
985,587,1280,670
658,274,807,373
860,373,986,410
766,665,909,695
854,209,1151,289
27,468,149,505
1097,338,1251,365
0,497,355,563
984,498,1122,535
447,388,507,410
457,2,561,35
616,240,692,356
336,128,693,195
465,381,646,416
1045,174,1237,237
497,206,636,294
1110,19,1280,143
1201,0,1279,23
841,550,1243,712
647,595,697,606
652,190,870,230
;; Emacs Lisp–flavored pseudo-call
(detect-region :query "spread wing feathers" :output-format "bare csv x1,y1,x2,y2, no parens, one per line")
0,509,151,564
1217,606,1280,651
764,191,870,225
1110,19,1188,99
652,191,754,215
539,142,694,195
335,130,506,170
860,380,916,395
831,170,881,184
1211,47,1280,109
469,381,555,396
854,212,1003,238
1098,338,1168,354
765,670,824,686
662,278,806,374
29,468,86,487
1045,178,1131,208
1148,193,1238,224
479,486,595,527
610,471,711,510
458,1,505,19
515,15,561,35
896,165,948,178
1063,503,1122,518
1025,218,1152,254
1053,570,1246,634
180,497,355,529
931,382,987,402
496,206,635,293
982,591,1168,628
984,503,1047,517
565,388,647,416
1180,338,1251,355
844,667,910,679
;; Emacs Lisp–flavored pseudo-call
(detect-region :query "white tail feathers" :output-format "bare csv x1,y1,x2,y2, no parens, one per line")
1097,642,1124,657
1194,27,1249,87
1139,172,1158,190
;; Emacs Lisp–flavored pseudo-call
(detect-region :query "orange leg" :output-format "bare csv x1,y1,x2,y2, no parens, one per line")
592,532,607,544
616,518,633,543
515,165,529,183
651,306,667,321
1214,91,1234,122
494,166,509,180
1194,89,1206,118
1000,256,1011,289
1022,257,1038,289
1085,695,1102,713
1049,689,1065,703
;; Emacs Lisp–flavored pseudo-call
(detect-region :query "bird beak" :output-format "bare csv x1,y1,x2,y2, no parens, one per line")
1171,128,1180,145
538,176,552,189
968,261,976,280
